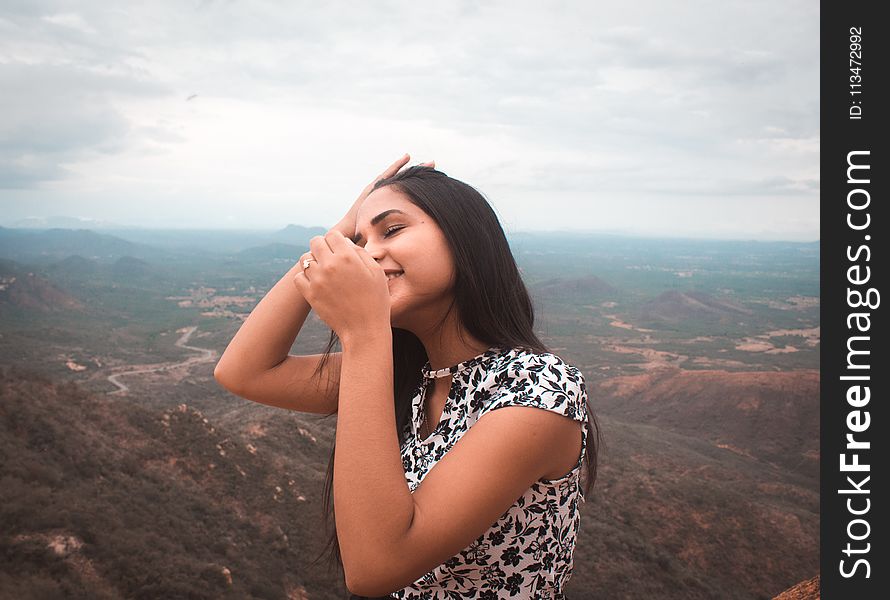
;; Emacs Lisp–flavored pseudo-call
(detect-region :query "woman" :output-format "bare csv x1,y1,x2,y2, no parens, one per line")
214,155,600,599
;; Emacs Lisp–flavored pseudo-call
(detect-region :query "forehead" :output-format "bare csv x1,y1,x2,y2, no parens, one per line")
356,186,420,224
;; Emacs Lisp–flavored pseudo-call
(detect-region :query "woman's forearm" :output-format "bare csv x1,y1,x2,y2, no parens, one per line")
334,327,415,590
214,261,311,384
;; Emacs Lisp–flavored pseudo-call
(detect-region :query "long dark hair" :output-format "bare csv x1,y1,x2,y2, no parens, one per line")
306,166,601,584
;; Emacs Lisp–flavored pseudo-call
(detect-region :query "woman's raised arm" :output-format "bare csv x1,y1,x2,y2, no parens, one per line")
213,154,429,414
213,257,343,414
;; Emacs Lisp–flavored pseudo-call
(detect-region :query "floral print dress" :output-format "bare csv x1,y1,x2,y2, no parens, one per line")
391,346,589,599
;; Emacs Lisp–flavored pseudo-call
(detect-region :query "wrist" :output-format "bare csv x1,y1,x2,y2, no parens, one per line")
339,324,392,353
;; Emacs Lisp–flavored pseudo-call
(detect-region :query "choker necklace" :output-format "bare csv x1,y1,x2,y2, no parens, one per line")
421,346,504,380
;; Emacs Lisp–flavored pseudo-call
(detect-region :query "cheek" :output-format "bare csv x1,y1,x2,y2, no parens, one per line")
404,268,453,294
399,259,454,297
428,260,458,294
400,231,456,291
434,249,458,289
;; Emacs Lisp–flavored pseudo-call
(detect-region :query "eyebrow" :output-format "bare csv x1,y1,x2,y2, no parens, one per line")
351,209,407,245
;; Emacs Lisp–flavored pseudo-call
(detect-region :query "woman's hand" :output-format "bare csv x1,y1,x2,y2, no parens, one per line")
292,230,391,345
330,154,435,239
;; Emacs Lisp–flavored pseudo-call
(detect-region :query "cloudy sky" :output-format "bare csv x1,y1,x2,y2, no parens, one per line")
0,0,819,241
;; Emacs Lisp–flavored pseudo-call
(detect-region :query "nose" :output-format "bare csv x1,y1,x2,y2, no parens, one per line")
362,239,386,262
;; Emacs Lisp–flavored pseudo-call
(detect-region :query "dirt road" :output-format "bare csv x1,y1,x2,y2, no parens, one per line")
107,326,217,395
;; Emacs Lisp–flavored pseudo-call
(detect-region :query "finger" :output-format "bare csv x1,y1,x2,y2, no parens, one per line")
351,242,383,275
376,153,410,180
336,234,379,276
298,251,315,273
308,234,335,265
420,160,435,168
292,270,310,296
299,262,315,281
324,229,355,255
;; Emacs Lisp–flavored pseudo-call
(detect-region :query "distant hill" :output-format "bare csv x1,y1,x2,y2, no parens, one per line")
92,225,325,255
47,255,100,277
531,275,618,299
271,224,327,245
0,261,85,315
236,243,304,262
0,227,167,265
593,367,820,478
639,289,752,325
110,256,153,281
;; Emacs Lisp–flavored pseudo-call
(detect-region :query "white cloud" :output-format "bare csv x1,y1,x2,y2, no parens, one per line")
0,0,819,240
41,12,96,34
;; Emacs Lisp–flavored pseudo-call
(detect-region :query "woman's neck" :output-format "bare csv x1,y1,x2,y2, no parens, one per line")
413,315,491,372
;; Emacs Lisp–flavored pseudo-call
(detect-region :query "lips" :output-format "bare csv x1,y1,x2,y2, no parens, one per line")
386,271,404,280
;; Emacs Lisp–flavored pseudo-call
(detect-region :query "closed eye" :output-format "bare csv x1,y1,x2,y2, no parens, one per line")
383,224,405,238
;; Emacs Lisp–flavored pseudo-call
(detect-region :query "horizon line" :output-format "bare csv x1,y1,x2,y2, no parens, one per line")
0,222,820,244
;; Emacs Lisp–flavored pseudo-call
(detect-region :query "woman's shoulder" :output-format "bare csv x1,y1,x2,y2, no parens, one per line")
492,346,586,384
478,347,588,421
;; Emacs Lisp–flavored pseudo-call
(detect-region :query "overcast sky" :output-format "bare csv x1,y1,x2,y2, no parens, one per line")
0,0,819,241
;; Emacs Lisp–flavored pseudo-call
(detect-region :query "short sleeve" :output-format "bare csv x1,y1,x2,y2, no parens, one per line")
479,353,589,482
479,352,588,425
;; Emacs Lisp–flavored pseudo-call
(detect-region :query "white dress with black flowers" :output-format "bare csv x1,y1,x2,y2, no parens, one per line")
391,346,589,600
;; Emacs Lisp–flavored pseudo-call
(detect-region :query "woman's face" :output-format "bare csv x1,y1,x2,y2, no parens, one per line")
353,185,457,331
